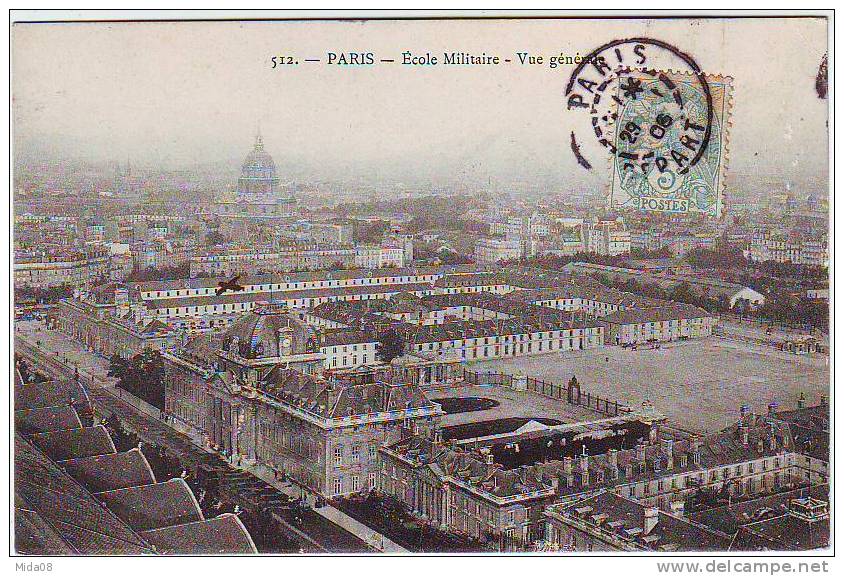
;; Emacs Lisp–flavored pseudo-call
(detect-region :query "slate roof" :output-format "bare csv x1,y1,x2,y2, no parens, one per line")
687,484,829,542
601,303,713,325
96,479,204,532
14,367,257,555
385,411,797,504
61,449,157,493
15,379,88,411
131,264,470,293
774,405,829,462
15,405,82,435
733,511,830,551
384,435,550,501
141,514,257,555
30,425,116,461
550,490,732,551
14,435,153,555
259,366,436,419
143,281,436,310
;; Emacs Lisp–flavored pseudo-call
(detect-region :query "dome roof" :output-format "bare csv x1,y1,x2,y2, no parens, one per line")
242,147,277,172
221,305,316,359
236,132,279,197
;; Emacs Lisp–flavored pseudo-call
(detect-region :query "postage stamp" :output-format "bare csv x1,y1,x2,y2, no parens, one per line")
608,69,733,218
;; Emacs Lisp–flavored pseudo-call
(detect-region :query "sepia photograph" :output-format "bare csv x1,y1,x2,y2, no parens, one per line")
8,9,833,565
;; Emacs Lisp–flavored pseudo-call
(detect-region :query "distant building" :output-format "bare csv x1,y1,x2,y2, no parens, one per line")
190,245,356,277
212,130,296,219
474,238,522,263
14,246,110,290
746,229,829,268
236,129,279,199
354,245,405,269
130,238,196,270
600,304,717,345
582,217,631,256
563,262,765,310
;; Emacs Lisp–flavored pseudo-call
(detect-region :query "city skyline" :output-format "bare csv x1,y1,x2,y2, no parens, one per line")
13,18,828,193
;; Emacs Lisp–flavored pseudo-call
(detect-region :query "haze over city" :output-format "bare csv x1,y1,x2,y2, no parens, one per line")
12,13,831,559
13,18,827,193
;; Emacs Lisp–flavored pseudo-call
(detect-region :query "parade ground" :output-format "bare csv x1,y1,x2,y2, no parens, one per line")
468,338,829,434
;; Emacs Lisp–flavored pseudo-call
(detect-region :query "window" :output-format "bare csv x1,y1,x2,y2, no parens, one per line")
352,445,360,462
352,475,361,492
369,444,377,460
334,446,343,466
369,472,377,489
333,477,343,496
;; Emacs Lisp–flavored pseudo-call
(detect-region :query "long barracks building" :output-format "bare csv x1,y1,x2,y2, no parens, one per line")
56,265,717,360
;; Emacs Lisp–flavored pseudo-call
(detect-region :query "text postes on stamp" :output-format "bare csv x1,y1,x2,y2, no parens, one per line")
609,69,732,219
565,38,731,219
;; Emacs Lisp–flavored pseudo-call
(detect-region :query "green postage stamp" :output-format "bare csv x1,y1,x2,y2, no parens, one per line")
608,69,732,218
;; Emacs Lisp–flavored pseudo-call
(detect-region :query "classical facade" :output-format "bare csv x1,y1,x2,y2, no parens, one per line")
15,246,110,290
48,283,178,359
162,313,443,497
378,400,828,551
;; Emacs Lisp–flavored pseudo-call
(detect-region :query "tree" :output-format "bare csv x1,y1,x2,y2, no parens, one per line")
109,349,167,409
126,262,190,282
206,229,226,246
376,330,405,363
107,353,129,382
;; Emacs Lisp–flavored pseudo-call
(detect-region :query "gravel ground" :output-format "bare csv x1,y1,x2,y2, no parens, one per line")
466,338,829,434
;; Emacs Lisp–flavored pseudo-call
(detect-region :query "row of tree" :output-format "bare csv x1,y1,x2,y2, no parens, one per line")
15,284,74,304
108,349,167,409
125,262,191,283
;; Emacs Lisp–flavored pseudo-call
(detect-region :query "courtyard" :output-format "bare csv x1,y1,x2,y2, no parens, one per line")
426,383,604,428
467,338,829,434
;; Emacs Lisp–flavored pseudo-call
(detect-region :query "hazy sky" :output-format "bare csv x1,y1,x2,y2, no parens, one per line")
12,17,828,190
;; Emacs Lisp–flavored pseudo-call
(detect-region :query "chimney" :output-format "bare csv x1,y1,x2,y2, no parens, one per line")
579,455,589,474
579,456,590,486
669,500,685,518
635,440,647,462
797,392,807,410
740,404,751,423
690,438,702,465
563,456,573,475
660,438,674,470
643,507,659,535
649,424,658,444
739,424,749,446
607,448,618,469
767,402,778,416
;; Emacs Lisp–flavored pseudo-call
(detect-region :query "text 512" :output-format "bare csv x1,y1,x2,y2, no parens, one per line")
271,56,297,67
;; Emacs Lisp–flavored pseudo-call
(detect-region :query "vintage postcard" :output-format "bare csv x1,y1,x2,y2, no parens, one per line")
9,10,832,565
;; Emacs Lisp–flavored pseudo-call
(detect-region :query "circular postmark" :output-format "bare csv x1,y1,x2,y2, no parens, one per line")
565,38,713,177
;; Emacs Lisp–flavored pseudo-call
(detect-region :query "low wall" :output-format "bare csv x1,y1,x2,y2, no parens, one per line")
462,368,631,417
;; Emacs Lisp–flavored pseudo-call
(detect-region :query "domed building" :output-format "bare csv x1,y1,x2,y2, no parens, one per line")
213,129,297,219
160,302,442,497
236,130,279,199
220,305,318,361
